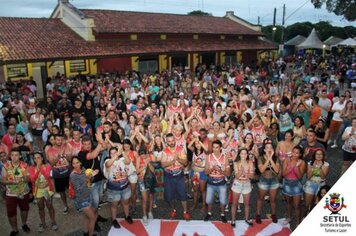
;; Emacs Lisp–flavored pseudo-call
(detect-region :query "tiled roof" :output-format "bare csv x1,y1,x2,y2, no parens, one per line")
81,9,262,36
95,39,277,56
0,17,99,62
0,17,275,63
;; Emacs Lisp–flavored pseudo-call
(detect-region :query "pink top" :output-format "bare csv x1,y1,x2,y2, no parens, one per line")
278,150,291,162
285,161,299,180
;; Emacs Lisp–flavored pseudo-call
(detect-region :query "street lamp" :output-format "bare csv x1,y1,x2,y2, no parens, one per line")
322,44,326,58
272,27,277,42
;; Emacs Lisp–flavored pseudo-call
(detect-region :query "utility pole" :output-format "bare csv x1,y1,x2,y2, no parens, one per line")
272,8,277,42
258,16,260,25
281,4,286,44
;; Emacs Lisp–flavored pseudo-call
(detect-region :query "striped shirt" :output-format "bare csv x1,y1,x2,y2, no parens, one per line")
69,170,90,201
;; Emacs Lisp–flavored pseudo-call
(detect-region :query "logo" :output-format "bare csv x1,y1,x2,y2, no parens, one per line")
324,193,347,214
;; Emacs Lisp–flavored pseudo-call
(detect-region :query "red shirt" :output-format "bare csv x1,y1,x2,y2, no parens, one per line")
68,140,82,156
0,143,9,156
2,134,15,152
327,93,334,106
235,74,244,86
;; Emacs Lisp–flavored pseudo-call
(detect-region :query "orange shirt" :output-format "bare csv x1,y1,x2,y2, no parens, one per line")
310,106,322,126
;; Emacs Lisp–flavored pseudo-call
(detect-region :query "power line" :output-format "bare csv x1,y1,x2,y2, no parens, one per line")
285,0,310,22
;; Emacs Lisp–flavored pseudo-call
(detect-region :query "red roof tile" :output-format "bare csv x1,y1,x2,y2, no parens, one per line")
0,17,275,63
0,17,98,62
81,9,262,36
95,39,277,56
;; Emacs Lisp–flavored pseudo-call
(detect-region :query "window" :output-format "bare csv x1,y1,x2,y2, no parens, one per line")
7,64,28,78
138,59,158,74
130,34,138,40
193,34,199,40
220,35,225,40
70,60,86,73
238,36,243,40
225,53,237,65
160,34,167,40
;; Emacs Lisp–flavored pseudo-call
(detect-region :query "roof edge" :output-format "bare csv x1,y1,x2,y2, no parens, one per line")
224,11,262,32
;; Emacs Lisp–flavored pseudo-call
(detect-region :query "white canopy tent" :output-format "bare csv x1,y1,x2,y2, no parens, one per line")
285,35,306,46
297,28,324,49
334,37,356,47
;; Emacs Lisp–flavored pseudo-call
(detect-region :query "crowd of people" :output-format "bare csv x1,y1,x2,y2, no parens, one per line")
0,53,355,236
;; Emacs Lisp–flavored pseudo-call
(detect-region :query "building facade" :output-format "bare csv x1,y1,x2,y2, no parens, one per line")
0,0,277,98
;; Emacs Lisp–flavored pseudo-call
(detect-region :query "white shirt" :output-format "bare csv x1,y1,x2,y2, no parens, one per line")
318,98,331,118
331,101,345,121
310,76,319,84
305,98,313,108
228,76,235,85
46,82,54,91
178,98,189,106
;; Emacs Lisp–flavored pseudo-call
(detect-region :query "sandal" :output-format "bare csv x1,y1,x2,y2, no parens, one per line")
245,219,253,226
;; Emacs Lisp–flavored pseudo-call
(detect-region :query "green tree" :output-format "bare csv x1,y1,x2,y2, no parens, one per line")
311,0,356,21
187,10,212,16
261,25,282,43
343,26,356,38
314,21,333,41
285,22,314,40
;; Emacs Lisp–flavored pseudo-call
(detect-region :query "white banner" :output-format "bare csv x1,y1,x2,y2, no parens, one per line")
292,163,356,235
109,218,291,236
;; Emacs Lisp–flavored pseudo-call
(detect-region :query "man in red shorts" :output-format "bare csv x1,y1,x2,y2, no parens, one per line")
1,148,31,236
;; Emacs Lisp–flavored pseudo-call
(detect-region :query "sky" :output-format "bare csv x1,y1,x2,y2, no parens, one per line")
0,0,354,27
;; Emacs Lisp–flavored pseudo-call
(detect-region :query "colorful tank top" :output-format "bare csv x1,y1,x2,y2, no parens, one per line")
278,150,292,162
235,161,254,182
251,125,266,147
3,161,29,197
69,140,82,156
168,105,182,115
207,153,226,185
224,139,239,164
137,155,153,180
105,158,130,191
163,146,184,176
175,135,187,152
192,152,207,170
47,146,70,178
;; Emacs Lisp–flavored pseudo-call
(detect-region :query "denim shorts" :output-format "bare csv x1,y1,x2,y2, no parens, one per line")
90,180,103,209
189,169,208,181
128,173,138,184
231,180,252,194
164,172,187,202
206,184,227,205
282,179,303,196
138,180,148,192
303,180,325,195
74,197,91,211
107,186,131,202
258,175,279,190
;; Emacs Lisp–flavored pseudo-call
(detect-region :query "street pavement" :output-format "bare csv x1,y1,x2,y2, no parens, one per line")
0,146,345,236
